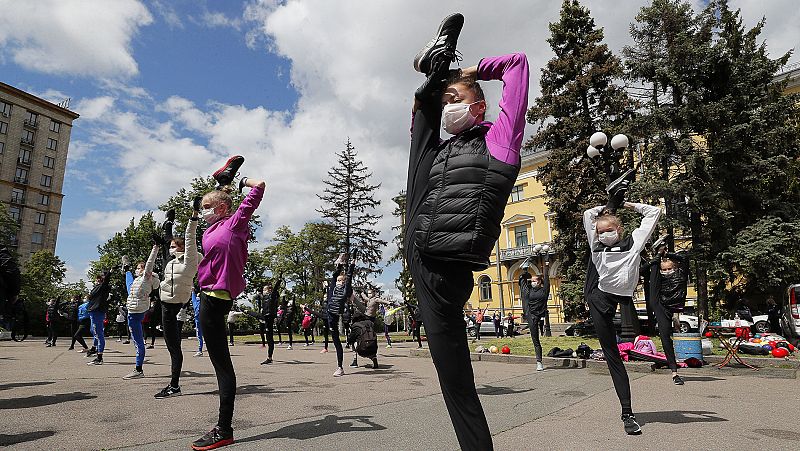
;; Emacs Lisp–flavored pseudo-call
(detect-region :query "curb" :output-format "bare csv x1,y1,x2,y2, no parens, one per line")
408,348,798,379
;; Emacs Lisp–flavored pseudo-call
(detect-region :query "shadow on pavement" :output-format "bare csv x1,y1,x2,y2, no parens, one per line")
237,415,386,442
0,430,56,446
0,381,55,391
0,392,96,410
281,360,316,365
681,376,726,382
637,410,727,425
183,384,300,397
477,385,534,396
752,428,800,441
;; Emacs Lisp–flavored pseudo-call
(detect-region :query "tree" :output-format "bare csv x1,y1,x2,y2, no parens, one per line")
317,139,386,286
390,191,415,304
19,250,67,335
0,203,20,249
525,0,631,320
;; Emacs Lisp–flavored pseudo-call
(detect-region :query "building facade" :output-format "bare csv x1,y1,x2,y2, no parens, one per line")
0,82,78,262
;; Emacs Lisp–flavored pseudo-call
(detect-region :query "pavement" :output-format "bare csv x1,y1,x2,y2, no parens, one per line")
1,337,799,450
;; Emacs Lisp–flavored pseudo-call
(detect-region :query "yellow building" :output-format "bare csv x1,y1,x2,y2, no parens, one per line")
467,147,564,325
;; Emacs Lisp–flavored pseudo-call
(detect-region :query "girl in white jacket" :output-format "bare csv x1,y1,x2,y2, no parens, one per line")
154,210,199,399
123,244,161,380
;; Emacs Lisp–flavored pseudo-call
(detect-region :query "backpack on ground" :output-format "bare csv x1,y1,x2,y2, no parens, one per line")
354,320,378,358
576,343,592,359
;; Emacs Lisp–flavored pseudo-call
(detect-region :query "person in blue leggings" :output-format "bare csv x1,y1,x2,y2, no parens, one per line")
86,270,112,365
192,288,204,356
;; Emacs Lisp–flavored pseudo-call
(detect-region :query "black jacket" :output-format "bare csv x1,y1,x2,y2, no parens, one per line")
520,266,550,318
413,125,519,270
642,252,688,312
256,279,282,319
87,271,112,313
326,263,354,315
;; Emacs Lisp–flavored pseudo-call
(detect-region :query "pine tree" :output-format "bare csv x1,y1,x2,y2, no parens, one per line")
317,139,386,286
525,0,630,320
390,191,416,304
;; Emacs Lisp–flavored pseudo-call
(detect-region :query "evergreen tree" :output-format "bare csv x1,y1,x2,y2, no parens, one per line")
525,0,630,320
317,139,386,286
390,191,415,304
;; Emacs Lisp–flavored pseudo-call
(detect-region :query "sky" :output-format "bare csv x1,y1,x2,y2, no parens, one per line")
0,0,798,293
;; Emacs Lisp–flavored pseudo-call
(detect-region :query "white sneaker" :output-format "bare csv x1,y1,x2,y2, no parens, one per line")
122,369,144,379
536,362,544,371
333,367,345,377
386,344,392,349
286,345,292,350
320,348,328,354
303,344,309,347
194,351,203,357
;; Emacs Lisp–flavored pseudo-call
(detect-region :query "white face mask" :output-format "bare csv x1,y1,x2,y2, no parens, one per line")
442,102,479,135
135,268,144,277
201,207,222,224
660,269,676,277
530,281,540,288
598,230,619,247
168,247,180,256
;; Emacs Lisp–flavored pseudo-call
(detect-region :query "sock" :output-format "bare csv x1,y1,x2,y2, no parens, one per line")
136,366,142,372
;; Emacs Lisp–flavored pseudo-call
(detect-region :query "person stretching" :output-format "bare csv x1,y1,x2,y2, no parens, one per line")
520,259,549,371
86,270,113,365
350,288,395,368
584,201,660,435
254,277,282,364
124,244,161,379
154,203,199,398
191,155,264,451
406,12,530,449
324,252,355,377
70,295,91,352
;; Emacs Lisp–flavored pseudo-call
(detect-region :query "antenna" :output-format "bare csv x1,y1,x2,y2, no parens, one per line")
57,98,71,109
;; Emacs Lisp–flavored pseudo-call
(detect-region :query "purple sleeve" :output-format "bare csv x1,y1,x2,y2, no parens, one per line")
477,53,530,166
230,184,265,232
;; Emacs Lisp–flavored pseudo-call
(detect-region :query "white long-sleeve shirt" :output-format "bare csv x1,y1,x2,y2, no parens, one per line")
583,203,661,297
127,246,161,314
160,219,199,304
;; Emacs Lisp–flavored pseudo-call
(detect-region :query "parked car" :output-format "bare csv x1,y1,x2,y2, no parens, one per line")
466,320,521,337
565,309,696,336
780,284,800,340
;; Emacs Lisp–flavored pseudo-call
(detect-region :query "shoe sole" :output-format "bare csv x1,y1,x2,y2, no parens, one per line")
212,156,245,182
122,374,144,379
626,428,642,435
192,438,234,451
87,361,103,365
155,392,181,399
413,13,464,73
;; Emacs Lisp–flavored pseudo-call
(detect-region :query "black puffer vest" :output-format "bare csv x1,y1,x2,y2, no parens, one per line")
414,125,520,270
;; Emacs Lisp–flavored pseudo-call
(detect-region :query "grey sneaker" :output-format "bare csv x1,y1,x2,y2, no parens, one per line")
122,369,144,380
536,362,544,371
622,414,642,435
87,357,103,365
194,351,203,357
333,367,345,377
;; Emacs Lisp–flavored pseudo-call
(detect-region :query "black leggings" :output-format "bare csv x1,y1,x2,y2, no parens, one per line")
587,288,632,415
71,320,89,349
526,315,542,362
46,320,57,345
161,302,184,388
284,320,293,345
325,313,343,368
265,318,274,358
408,248,492,451
200,293,236,433
259,322,266,346
653,300,678,372
228,323,235,345
304,327,314,345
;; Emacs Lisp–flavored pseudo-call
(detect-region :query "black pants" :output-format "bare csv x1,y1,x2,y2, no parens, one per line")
321,320,329,349
412,322,423,347
304,327,313,345
325,313,344,368
264,318,275,359
474,322,482,341
228,323,236,345
161,302,184,388
71,320,89,349
200,293,236,433
587,288,632,415
652,300,678,372
408,249,492,451
259,322,266,346
46,320,57,345
526,315,543,362
283,320,293,345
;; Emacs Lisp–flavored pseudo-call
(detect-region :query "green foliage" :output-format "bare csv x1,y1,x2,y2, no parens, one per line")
390,191,416,304
19,250,67,334
317,139,386,286
526,0,630,320
0,203,20,249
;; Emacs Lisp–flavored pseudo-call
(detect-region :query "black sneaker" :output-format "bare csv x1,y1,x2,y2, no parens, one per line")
86,348,97,357
87,357,103,366
260,358,272,365
154,385,181,399
212,156,245,187
372,359,379,369
673,374,685,385
413,13,464,75
349,359,358,368
192,426,233,450
622,413,642,435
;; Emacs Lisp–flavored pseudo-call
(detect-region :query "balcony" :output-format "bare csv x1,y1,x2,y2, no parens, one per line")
498,242,554,262
20,138,34,148
17,157,31,167
10,195,24,205
13,177,28,185
23,119,38,129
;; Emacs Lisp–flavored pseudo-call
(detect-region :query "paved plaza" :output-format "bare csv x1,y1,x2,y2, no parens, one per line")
1,338,798,450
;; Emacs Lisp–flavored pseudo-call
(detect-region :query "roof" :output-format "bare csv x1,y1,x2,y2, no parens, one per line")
0,81,80,120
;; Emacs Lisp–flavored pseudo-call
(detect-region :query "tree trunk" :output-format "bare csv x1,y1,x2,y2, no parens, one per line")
690,209,709,319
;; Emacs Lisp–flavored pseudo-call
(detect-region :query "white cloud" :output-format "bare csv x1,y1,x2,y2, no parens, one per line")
201,11,242,30
0,0,152,78
731,0,800,64
69,209,150,240
151,0,184,29
74,96,115,120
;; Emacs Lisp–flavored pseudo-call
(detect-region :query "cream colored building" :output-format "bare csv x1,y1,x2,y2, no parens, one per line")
0,82,78,261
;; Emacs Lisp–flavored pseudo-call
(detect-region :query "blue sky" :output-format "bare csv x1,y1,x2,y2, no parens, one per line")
0,0,797,292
